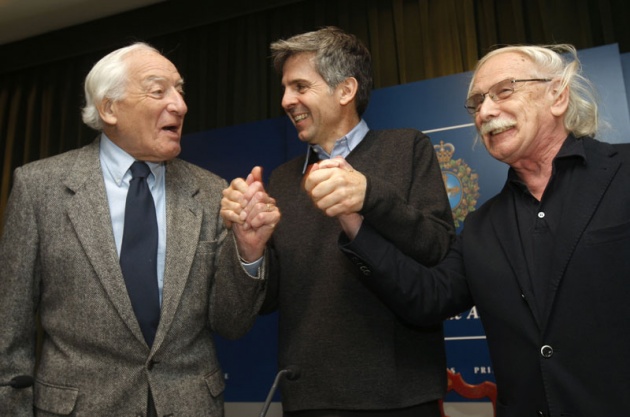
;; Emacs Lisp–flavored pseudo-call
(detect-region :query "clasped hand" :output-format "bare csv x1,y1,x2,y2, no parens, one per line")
221,166,280,262
304,157,364,238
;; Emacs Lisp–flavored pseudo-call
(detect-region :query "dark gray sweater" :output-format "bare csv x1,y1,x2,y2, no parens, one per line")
263,128,455,411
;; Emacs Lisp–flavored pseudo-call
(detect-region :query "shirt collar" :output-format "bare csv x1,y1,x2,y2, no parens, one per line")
301,119,370,173
554,134,586,161
508,134,587,186
99,133,164,186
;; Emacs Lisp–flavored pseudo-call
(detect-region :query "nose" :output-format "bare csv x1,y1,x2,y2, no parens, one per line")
476,94,499,121
168,90,188,116
281,89,297,111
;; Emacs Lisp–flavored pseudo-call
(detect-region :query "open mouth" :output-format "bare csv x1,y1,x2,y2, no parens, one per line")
161,124,179,133
489,125,513,136
293,113,308,123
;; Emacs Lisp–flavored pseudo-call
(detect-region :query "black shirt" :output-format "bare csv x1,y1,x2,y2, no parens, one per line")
508,135,587,318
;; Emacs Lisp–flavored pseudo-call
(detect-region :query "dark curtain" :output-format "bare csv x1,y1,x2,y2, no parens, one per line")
1,0,629,228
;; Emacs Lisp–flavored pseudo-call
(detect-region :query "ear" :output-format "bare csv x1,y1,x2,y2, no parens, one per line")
550,80,569,117
338,77,358,107
97,99,117,126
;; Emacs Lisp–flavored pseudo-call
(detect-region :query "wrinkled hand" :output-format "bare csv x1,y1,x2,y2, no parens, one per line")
303,157,367,217
221,166,280,262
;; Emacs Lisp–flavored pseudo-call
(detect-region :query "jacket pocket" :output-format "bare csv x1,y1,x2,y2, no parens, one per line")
34,380,79,415
204,368,225,397
585,220,630,247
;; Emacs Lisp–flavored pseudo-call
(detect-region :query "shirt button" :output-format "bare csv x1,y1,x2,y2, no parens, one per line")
540,345,554,358
537,212,545,218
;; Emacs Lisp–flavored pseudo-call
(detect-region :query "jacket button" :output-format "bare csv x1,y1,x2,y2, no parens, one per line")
540,345,553,358
148,359,160,370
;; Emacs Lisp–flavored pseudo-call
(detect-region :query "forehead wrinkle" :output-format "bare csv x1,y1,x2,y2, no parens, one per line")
475,52,535,86
143,75,166,84
141,75,185,90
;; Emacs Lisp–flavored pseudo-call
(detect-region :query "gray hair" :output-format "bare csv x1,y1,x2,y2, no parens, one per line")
271,26,373,116
469,44,599,138
81,42,160,131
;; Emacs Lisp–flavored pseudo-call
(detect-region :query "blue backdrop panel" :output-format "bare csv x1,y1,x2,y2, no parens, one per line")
180,117,293,183
578,44,630,143
622,52,630,112
178,44,630,403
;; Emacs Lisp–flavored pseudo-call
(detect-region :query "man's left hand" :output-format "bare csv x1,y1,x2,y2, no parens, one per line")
303,157,367,217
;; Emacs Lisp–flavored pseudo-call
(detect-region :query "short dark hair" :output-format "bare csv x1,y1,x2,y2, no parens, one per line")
271,27,373,116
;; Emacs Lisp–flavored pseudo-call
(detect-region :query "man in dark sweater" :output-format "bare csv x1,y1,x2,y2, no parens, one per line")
221,27,454,416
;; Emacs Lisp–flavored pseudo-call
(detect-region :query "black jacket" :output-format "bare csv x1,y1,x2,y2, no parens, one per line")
341,137,630,417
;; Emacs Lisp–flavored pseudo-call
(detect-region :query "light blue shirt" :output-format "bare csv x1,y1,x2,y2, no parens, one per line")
99,134,167,304
247,121,370,273
302,119,370,173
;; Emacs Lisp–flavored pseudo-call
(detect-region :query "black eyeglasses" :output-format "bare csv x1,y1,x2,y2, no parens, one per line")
464,78,552,114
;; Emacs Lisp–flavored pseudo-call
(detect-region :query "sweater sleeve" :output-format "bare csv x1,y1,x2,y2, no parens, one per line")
360,130,455,266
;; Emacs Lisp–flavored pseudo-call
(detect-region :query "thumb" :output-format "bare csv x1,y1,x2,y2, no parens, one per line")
252,166,263,182
246,166,263,185
249,166,263,184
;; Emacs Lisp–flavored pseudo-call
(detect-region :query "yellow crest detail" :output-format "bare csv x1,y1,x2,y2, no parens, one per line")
434,141,480,227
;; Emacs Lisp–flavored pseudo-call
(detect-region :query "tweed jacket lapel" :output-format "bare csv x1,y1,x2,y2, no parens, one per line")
152,159,203,352
63,139,145,344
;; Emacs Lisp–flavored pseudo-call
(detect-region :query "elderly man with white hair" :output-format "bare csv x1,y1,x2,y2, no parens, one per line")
0,42,278,416
338,44,630,417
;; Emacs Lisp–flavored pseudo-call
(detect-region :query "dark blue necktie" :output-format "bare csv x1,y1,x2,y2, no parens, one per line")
120,161,160,347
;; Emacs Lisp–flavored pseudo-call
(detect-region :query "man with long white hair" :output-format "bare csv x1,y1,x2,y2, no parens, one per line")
337,44,630,416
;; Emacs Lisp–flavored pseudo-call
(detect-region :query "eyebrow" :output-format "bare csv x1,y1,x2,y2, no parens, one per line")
283,76,310,86
468,79,506,97
143,76,185,88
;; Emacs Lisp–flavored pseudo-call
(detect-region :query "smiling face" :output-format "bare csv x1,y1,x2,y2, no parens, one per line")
280,53,355,153
100,49,187,162
471,52,566,167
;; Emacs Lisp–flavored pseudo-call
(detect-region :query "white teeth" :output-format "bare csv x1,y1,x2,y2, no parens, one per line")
294,114,308,122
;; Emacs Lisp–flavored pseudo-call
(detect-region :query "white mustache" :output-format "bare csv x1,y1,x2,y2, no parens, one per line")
480,118,516,135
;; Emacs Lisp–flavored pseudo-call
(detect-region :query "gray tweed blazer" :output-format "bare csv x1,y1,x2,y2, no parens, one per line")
0,138,265,416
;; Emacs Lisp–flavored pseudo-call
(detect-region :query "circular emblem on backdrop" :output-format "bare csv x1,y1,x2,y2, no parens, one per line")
434,141,480,227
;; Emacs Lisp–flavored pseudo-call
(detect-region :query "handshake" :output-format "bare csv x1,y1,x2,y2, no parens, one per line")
220,156,366,261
